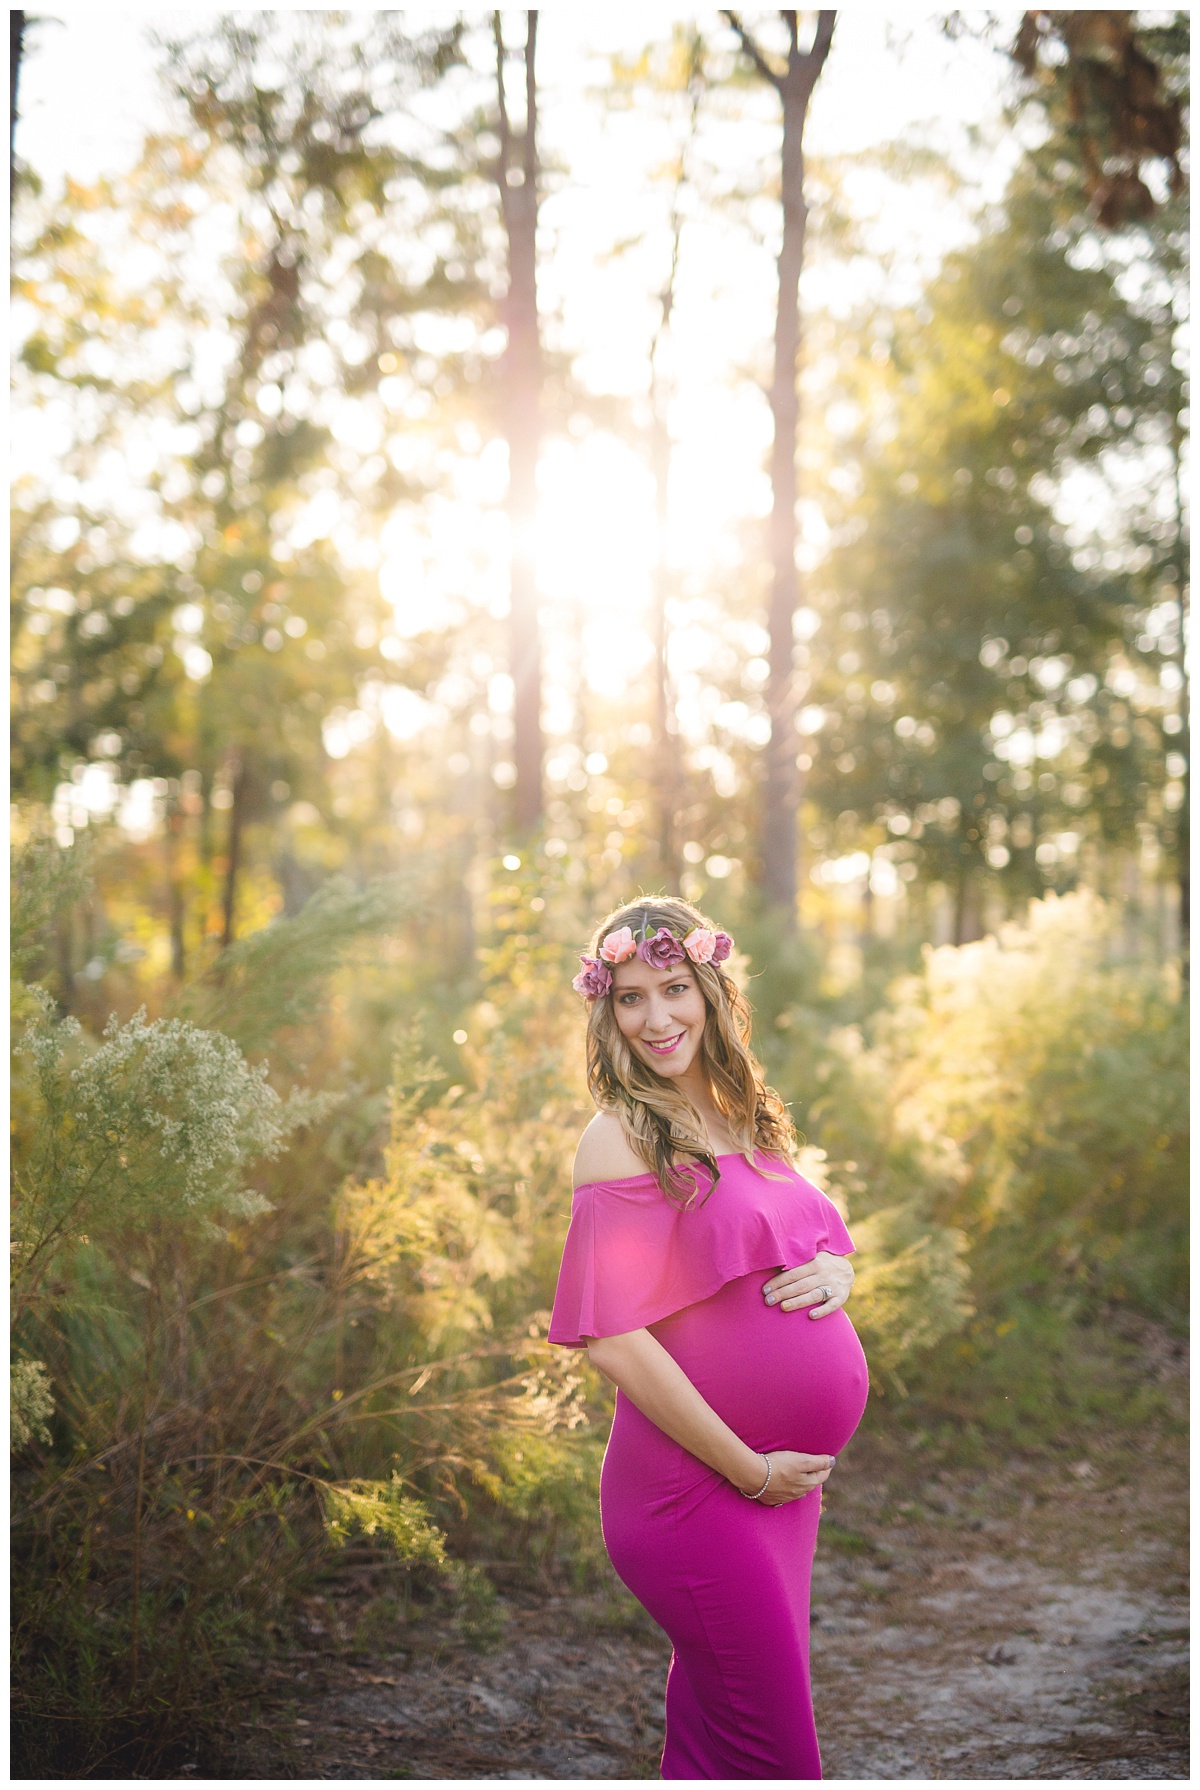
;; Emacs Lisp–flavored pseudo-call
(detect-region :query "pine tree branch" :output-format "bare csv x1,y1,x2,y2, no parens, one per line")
493,10,511,191
523,10,537,191
812,11,837,67
722,11,784,91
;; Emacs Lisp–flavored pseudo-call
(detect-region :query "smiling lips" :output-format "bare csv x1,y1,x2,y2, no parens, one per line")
644,1032,686,1057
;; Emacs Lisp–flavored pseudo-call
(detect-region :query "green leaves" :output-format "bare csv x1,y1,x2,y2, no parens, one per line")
808,133,1185,907
847,1208,973,1397
856,892,1187,1321
320,1475,447,1565
179,873,422,1054
10,832,94,978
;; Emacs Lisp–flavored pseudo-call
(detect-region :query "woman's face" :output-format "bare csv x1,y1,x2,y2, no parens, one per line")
610,955,708,1082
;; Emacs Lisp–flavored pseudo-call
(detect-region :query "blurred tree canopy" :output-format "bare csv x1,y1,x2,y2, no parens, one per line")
806,141,1185,938
12,12,1187,965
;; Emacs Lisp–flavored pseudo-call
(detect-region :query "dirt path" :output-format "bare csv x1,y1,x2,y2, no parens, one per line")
810,1439,1188,1779
214,1356,1187,1780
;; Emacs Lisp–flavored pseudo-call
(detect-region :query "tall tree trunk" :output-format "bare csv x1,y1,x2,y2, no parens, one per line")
494,11,542,835
764,58,805,919
55,906,75,1012
10,10,25,203
166,794,187,982
953,863,983,946
648,50,702,894
1169,411,1189,981
651,410,679,891
860,872,874,946
724,12,835,925
220,753,247,950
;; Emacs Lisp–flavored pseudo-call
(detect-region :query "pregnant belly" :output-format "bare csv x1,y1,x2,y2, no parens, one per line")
648,1268,869,1457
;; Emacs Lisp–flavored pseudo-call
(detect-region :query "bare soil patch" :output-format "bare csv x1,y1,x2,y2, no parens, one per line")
208,1345,1187,1780
811,1431,1188,1779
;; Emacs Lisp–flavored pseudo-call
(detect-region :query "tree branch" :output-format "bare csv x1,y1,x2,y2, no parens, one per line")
523,9,537,191
788,10,837,103
811,10,837,71
493,10,510,180
722,10,784,91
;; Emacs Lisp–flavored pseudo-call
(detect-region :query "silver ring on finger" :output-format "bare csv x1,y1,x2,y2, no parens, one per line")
819,1284,832,1302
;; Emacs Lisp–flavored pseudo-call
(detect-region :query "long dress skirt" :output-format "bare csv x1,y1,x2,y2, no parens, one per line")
599,1269,870,1779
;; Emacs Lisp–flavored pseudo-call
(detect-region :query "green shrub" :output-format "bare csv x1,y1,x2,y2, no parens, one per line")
880,892,1187,1322
805,892,1187,1424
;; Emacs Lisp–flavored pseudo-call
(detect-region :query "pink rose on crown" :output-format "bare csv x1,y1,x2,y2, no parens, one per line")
572,955,612,998
637,927,687,970
683,926,717,964
598,925,637,964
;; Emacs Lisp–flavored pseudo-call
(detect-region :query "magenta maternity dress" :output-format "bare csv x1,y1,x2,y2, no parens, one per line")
548,1150,868,1780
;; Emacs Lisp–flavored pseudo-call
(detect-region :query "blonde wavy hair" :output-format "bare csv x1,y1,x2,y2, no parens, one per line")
582,895,797,1204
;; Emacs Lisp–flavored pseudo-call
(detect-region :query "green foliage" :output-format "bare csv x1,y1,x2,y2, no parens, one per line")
179,872,423,1055
883,892,1188,1317
321,1478,448,1567
847,1205,973,1396
806,134,1186,919
886,1302,1186,1466
1011,12,1187,228
8,840,601,1772
10,831,94,978
11,1470,307,1779
811,893,1188,1393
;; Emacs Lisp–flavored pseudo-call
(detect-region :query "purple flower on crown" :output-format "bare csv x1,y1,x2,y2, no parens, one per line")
710,931,733,964
637,926,687,970
572,954,612,999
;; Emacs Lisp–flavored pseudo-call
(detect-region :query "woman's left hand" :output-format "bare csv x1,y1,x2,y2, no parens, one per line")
762,1251,854,1319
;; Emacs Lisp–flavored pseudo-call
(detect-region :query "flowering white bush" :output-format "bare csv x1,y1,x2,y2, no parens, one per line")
11,1354,55,1451
13,993,331,1325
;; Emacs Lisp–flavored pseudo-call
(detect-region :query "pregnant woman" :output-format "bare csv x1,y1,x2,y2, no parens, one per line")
548,897,868,1779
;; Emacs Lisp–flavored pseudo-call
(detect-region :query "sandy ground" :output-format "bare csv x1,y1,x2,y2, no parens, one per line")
211,1342,1187,1780
809,1444,1189,1780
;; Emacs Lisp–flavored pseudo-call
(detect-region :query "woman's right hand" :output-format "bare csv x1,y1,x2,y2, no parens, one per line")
586,1328,838,1511
744,1450,835,1507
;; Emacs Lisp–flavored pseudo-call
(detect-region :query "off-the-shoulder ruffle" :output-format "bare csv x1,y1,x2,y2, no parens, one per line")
547,1151,854,1349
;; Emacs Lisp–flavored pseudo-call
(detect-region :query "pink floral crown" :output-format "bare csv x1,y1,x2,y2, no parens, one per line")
572,919,733,999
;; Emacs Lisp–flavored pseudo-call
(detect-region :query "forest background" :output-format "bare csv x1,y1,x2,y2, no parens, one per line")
9,9,1189,1778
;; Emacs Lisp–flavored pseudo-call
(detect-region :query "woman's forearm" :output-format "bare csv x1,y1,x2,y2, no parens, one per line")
587,1328,768,1495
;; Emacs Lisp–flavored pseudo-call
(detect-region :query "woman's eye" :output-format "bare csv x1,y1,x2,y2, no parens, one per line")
667,982,688,994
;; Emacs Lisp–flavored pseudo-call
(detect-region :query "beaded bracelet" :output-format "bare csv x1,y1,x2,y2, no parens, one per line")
740,1454,772,1500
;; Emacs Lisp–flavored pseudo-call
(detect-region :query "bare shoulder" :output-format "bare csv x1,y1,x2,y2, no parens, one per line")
572,1110,647,1187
